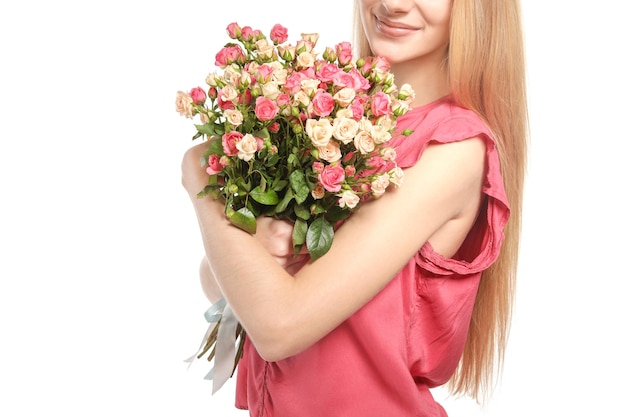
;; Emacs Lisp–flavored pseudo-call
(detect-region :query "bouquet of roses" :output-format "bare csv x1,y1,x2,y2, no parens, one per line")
177,22,414,392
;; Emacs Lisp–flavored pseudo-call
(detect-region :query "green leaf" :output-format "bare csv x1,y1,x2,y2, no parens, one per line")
255,128,270,140
195,123,224,136
272,179,289,192
275,188,294,213
326,204,351,222
250,186,280,205
292,218,307,246
227,207,257,234
208,137,224,155
289,170,309,204
294,204,311,220
306,218,334,261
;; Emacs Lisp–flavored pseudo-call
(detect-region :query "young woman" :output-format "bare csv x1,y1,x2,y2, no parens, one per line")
181,0,527,415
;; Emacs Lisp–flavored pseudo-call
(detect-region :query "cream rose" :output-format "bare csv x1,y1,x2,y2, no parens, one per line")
300,78,320,96
332,117,359,144
389,167,404,186
335,108,353,119
293,90,310,107
205,72,219,87
370,125,392,144
338,190,360,209
380,147,397,161
354,131,376,154
371,173,391,197
317,140,342,163
261,81,280,100
220,84,238,102
255,39,275,60
224,109,244,126
236,134,259,161
305,118,333,147
296,51,315,68
398,83,416,101
376,114,395,132
333,87,356,107
271,66,288,85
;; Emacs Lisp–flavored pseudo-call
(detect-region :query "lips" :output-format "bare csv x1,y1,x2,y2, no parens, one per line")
375,16,420,37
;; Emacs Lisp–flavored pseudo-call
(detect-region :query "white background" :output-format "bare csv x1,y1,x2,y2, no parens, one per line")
1,1,624,416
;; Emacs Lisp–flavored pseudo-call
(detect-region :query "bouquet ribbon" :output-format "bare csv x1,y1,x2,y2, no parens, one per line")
184,297,240,394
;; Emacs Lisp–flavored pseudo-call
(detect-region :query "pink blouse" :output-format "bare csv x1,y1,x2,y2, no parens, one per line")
235,96,510,417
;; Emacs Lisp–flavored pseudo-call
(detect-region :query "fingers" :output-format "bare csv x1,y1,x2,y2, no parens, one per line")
255,217,294,257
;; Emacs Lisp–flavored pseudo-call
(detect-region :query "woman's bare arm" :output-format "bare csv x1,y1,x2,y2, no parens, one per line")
182,137,485,361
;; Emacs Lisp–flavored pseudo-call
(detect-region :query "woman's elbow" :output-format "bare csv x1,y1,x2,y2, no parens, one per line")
246,318,307,362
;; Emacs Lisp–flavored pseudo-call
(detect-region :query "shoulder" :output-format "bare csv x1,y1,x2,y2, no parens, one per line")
392,97,494,169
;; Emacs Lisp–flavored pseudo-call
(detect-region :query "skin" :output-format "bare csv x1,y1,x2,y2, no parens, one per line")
182,0,486,362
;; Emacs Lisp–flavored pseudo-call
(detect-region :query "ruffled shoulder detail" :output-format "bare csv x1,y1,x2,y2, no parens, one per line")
390,97,510,276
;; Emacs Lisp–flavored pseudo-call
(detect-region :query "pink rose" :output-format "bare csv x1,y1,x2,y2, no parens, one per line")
255,64,274,83
371,91,391,116
311,90,335,117
335,41,353,66
226,22,241,39
349,69,371,92
284,72,305,94
254,97,279,121
270,24,289,44
318,165,345,193
222,131,243,156
316,63,341,83
189,87,206,105
332,71,356,89
372,56,391,72
217,93,235,110
349,100,364,120
206,154,224,175
214,45,245,68
276,93,290,106
312,161,324,173
268,122,280,133
241,26,253,41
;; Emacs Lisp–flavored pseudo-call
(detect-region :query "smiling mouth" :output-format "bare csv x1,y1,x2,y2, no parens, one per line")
375,17,420,37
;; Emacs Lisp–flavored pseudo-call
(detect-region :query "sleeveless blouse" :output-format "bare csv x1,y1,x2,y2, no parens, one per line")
234,96,510,417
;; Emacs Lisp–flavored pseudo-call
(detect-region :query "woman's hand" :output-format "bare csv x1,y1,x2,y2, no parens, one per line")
255,217,310,275
198,218,308,302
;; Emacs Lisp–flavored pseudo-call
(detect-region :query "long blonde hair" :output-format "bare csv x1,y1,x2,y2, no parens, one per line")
353,0,528,401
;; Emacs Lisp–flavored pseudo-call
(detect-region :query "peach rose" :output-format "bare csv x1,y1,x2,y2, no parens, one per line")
175,91,194,118
311,185,325,200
